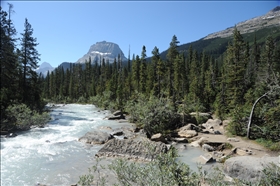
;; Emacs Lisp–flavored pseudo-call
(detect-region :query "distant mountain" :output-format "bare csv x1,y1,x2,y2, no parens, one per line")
154,6,280,61
36,62,54,77
76,41,128,64
203,6,280,40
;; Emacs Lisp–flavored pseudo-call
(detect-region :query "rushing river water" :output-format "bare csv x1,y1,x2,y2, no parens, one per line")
1,104,207,186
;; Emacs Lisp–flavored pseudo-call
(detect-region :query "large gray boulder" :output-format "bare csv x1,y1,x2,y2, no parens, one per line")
96,137,169,161
78,131,113,144
224,156,280,183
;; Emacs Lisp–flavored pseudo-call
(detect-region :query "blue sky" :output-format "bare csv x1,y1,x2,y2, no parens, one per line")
1,1,279,67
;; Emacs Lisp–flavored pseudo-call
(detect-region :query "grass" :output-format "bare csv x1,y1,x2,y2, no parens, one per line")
255,138,280,151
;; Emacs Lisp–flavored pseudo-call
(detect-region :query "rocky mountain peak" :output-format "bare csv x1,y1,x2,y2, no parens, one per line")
76,41,127,64
203,6,280,40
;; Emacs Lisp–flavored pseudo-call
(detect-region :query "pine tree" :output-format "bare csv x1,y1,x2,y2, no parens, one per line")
132,55,141,92
224,27,248,109
0,6,19,111
151,46,160,96
166,35,179,98
19,18,41,107
139,46,147,93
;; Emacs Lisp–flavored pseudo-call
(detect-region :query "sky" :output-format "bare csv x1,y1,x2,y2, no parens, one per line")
1,1,279,67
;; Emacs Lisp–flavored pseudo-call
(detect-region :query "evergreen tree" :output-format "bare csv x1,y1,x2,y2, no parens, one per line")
19,18,41,108
224,27,248,110
166,35,179,98
132,55,141,92
0,6,19,111
139,46,147,93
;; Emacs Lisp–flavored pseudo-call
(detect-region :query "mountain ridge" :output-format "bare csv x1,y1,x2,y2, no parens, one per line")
76,41,128,64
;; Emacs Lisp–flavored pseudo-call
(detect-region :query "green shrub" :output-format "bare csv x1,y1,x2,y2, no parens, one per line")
255,138,280,151
124,94,181,137
5,103,50,130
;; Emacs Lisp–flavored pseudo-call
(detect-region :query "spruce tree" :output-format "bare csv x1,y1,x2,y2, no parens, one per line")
19,18,41,108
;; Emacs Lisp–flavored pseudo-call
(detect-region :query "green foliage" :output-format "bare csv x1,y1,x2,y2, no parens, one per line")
78,158,108,186
226,107,250,136
255,138,280,151
109,147,200,186
4,103,50,130
124,94,180,137
259,162,280,186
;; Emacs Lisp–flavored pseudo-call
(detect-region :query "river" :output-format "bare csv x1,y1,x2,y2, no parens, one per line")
1,104,207,186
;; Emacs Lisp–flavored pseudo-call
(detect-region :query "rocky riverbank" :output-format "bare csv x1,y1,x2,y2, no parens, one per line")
78,110,280,184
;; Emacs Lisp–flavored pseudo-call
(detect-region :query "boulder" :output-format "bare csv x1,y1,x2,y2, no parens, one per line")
202,144,215,152
224,156,280,183
110,129,124,136
177,126,198,138
78,131,113,144
235,148,253,156
171,137,188,143
197,153,214,164
151,133,166,143
190,137,208,147
112,110,122,116
96,137,169,161
203,118,222,129
214,130,222,135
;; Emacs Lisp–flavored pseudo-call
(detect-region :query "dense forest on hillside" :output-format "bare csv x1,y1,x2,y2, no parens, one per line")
1,5,279,144
42,30,280,143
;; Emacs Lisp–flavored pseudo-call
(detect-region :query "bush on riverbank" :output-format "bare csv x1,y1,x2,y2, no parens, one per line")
124,94,182,137
78,147,280,186
2,103,50,131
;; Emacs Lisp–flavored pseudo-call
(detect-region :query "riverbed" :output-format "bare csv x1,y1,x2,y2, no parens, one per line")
0,104,207,186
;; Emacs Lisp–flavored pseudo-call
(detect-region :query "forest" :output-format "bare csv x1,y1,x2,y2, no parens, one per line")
1,5,280,147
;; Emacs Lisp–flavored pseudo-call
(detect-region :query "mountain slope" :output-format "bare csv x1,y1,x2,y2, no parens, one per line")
155,6,280,60
76,41,127,64
36,62,54,77
204,6,280,40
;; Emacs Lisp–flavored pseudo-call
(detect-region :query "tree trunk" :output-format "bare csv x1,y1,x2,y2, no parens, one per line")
246,92,268,139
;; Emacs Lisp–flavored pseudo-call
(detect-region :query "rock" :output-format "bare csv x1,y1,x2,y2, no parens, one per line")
224,156,280,183
227,138,239,142
45,140,50,143
214,130,222,135
236,148,253,156
96,137,169,161
6,133,17,138
198,153,214,164
202,144,215,152
190,137,208,147
112,110,122,116
171,137,188,143
151,133,166,143
204,118,222,128
110,129,123,136
78,131,113,144
107,115,125,120
201,130,210,134
181,123,201,132
177,126,198,138
212,151,225,158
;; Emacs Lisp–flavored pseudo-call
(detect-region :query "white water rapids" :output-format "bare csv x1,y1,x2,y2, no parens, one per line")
1,104,207,186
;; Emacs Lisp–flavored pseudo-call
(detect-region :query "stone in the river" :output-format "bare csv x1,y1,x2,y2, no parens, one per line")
78,131,113,144
96,137,169,161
